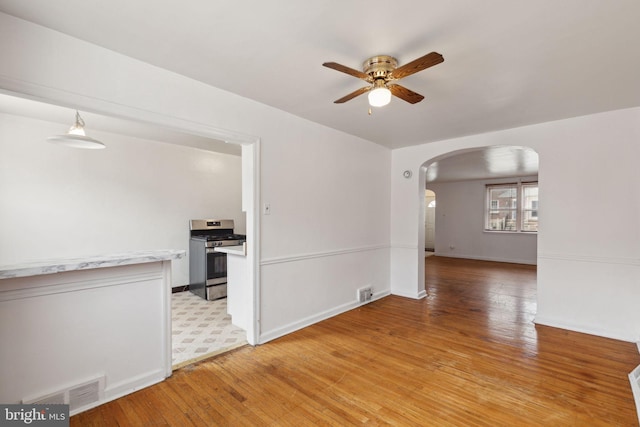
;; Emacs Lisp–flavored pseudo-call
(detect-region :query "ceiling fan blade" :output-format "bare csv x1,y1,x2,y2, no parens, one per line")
388,84,425,104
323,62,371,81
390,52,444,80
333,86,371,103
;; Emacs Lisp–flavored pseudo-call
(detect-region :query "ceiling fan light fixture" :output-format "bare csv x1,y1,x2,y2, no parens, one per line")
323,51,443,106
46,110,106,149
368,82,391,107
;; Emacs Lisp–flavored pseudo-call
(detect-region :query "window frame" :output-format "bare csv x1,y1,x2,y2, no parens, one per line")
485,181,538,233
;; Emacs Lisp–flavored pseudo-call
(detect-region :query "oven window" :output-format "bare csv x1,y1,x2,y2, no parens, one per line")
207,252,227,279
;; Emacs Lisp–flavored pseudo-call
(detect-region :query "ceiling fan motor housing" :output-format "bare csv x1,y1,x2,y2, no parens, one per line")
363,55,398,81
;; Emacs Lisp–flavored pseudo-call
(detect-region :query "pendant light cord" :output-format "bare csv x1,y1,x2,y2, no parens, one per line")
75,110,85,128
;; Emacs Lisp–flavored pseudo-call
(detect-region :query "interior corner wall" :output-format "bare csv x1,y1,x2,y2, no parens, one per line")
391,106,640,342
0,112,244,287
258,119,391,340
428,177,538,265
0,13,392,344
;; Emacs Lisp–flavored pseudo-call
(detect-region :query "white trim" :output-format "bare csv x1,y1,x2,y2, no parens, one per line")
629,364,640,426
433,253,537,266
534,315,638,343
538,252,640,267
482,230,538,236
392,289,427,300
258,290,390,344
260,244,389,266
0,270,163,302
391,244,418,250
249,139,261,346
161,261,173,378
70,369,166,416
104,369,166,402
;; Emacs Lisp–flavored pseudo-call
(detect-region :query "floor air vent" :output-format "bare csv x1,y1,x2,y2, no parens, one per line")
23,376,105,413
630,364,640,425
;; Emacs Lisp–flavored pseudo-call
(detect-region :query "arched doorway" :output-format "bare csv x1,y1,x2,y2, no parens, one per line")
418,145,539,295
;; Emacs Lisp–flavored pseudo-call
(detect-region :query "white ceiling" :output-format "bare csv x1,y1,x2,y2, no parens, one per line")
0,93,241,155
425,146,538,183
1,0,639,151
1,1,638,180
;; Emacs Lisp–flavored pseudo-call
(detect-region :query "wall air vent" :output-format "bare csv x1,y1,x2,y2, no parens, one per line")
68,379,102,412
23,376,105,414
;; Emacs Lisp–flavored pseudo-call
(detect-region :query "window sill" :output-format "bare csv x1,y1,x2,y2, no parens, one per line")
483,230,537,235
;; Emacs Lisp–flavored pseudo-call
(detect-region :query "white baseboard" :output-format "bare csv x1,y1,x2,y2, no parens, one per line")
534,315,637,343
433,252,537,265
70,369,166,416
629,364,640,426
392,289,427,299
258,290,390,344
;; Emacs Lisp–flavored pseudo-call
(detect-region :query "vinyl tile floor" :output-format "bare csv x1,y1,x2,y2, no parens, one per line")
171,291,247,369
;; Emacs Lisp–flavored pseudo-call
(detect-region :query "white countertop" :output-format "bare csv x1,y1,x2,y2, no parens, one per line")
0,249,186,279
214,244,247,256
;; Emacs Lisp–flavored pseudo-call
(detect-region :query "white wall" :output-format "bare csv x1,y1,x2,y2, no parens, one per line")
0,261,173,413
428,177,537,264
0,112,243,287
258,114,391,337
0,13,391,344
391,107,640,342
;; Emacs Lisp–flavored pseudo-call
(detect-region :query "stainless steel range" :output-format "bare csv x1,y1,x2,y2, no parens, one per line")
189,219,245,300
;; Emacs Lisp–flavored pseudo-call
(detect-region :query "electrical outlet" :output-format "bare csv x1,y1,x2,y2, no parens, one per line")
357,286,373,303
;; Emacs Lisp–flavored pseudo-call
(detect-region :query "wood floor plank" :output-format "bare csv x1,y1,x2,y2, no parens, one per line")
71,256,639,426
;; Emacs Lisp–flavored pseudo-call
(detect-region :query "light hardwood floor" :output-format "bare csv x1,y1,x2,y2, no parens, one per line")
72,257,639,426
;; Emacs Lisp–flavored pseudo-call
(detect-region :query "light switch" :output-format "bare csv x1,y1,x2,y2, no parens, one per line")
263,203,271,215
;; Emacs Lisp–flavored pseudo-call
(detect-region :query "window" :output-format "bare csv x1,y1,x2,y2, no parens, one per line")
530,200,538,218
485,182,538,232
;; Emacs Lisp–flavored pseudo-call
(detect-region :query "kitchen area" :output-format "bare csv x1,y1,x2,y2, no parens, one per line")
172,219,248,367
0,93,256,411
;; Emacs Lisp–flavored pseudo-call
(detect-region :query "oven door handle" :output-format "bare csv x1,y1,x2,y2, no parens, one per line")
206,248,221,254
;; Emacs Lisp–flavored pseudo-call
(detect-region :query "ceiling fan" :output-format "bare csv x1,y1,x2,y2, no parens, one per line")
322,52,444,107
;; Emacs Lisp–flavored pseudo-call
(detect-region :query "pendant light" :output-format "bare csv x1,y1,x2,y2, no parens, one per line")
47,110,106,149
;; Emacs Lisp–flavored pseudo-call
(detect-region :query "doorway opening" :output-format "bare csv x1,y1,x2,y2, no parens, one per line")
424,189,436,257
418,145,539,309
171,291,247,369
0,90,261,374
